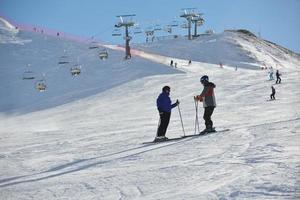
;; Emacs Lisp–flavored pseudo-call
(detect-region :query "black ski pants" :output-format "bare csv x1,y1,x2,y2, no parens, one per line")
157,112,171,137
203,106,215,129
270,92,276,100
276,76,281,84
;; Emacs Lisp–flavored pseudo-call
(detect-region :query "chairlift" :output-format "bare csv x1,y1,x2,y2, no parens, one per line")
154,24,162,31
145,29,154,36
196,18,205,26
99,49,108,60
112,28,122,36
181,23,189,29
70,65,81,76
58,55,70,65
170,20,179,27
23,71,35,80
163,26,172,33
89,41,99,49
205,29,214,35
35,79,47,92
133,27,142,34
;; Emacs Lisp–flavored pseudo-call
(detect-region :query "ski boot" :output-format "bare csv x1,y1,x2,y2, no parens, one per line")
199,127,216,135
154,136,168,142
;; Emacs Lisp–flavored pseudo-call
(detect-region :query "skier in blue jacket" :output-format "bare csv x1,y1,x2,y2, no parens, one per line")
155,86,179,141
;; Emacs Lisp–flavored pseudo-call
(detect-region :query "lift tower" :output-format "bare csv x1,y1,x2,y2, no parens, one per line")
115,15,136,59
180,8,199,40
191,14,204,38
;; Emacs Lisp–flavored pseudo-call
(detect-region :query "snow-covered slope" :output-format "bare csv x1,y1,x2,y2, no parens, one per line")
133,30,300,70
0,22,179,114
0,20,300,199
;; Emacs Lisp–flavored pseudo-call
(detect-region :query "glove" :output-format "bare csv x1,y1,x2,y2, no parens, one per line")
194,95,203,102
176,99,180,105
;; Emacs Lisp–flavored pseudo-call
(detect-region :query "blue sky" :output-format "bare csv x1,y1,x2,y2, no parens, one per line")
0,0,300,52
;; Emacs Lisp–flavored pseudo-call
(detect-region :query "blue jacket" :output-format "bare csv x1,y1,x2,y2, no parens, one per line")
156,91,177,113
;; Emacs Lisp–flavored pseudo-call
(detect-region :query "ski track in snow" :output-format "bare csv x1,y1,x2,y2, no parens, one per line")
1,22,300,199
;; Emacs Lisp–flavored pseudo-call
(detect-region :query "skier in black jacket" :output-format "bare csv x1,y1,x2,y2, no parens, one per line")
276,70,281,84
270,86,276,100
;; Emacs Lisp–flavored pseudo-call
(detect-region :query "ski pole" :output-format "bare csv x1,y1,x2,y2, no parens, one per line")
194,98,200,134
177,103,186,136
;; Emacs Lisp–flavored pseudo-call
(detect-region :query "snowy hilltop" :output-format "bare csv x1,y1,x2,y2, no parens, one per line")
0,17,300,199
133,29,300,70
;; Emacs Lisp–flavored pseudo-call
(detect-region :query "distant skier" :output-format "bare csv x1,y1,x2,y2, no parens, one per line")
268,67,274,80
174,62,177,68
188,60,192,65
170,60,173,66
155,86,179,141
270,86,276,100
276,70,281,84
194,75,216,134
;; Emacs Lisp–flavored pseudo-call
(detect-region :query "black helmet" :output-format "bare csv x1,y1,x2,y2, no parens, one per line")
162,86,170,92
200,75,209,84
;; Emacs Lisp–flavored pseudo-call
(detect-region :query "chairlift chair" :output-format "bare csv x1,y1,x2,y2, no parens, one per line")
89,41,99,49
170,20,179,27
112,28,122,36
99,49,108,60
154,24,162,31
23,71,35,80
35,79,47,92
181,23,189,29
133,27,142,34
145,30,154,36
70,65,81,76
163,26,172,33
196,18,205,26
205,29,214,35
58,55,70,65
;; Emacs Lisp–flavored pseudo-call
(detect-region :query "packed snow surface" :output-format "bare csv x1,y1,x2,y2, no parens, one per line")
0,19,300,199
